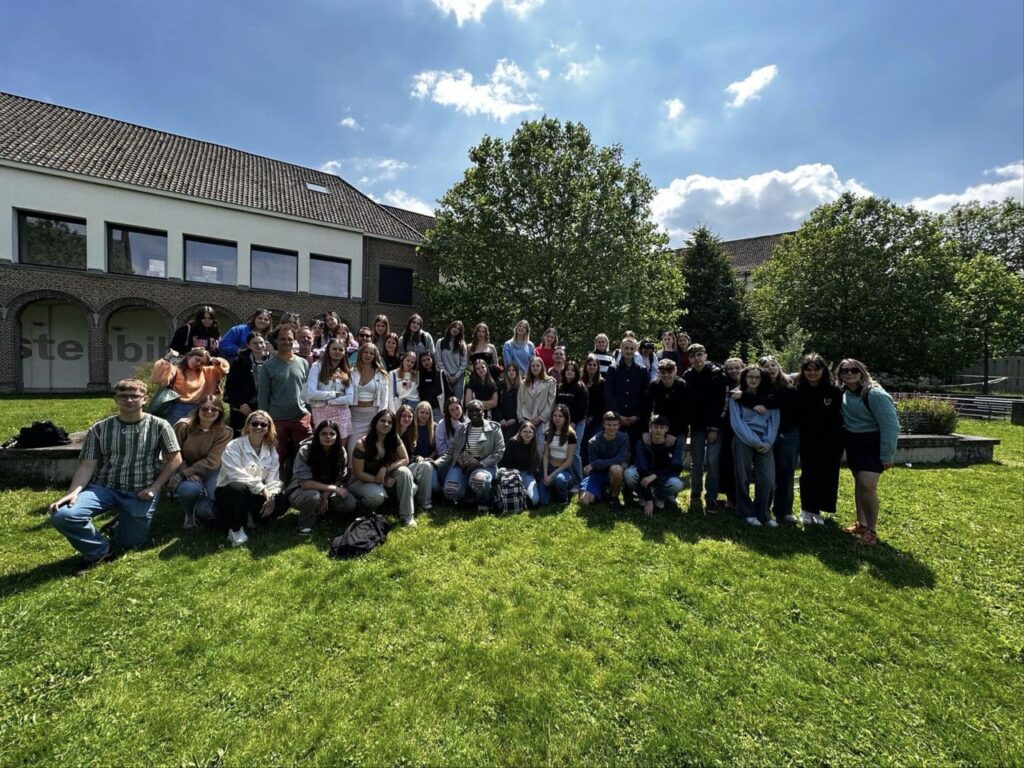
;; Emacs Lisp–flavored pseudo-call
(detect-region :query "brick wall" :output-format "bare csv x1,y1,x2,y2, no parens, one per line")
361,237,437,333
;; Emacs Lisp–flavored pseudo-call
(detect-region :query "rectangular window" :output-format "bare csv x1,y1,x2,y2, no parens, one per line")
250,246,298,292
107,224,168,278
309,254,351,298
17,211,87,269
184,236,237,285
379,265,414,305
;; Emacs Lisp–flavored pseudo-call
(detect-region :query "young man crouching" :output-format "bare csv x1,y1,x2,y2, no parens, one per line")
578,411,630,510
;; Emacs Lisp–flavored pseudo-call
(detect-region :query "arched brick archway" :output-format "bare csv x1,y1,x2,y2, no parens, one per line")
4,290,99,392
101,299,176,385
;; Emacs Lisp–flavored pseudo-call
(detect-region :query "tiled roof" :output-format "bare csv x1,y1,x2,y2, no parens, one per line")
381,204,435,236
0,92,422,243
676,231,795,273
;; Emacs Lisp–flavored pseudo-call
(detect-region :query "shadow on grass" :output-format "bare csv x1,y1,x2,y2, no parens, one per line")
574,501,936,589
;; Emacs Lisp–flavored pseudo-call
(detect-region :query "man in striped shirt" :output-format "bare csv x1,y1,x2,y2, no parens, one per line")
50,379,181,575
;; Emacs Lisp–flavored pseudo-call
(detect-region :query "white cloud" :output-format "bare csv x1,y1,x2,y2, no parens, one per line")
319,157,409,185
550,41,576,56
382,189,434,216
339,116,362,130
411,59,540,122
430,0,543,25
536,66,550,81
653,163,871,246
664,98,685,120
909,161,1024,212
562,61,591,82
725,64,778,108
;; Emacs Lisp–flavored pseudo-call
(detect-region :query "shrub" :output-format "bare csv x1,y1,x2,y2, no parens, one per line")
896,397,958,434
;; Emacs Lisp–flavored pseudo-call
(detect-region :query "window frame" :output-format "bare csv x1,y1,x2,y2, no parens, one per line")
308,252,352,299
249,244,299,293
183,234,239,286
16,209,88,270
378,263,415,306
106,222,169,279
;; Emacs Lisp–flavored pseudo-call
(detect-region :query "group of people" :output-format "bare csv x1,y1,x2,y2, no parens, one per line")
48,307,900,575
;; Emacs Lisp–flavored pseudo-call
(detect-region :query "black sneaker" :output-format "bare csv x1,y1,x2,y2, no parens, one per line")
72,550,116,577
608,497,624,511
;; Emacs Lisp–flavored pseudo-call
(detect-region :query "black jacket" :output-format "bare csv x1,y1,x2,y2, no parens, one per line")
224,351,261,412
644,378,690,436
604,358,648,418
681,363,727,430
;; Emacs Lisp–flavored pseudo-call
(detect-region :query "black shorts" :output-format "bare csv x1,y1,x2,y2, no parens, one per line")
845,430,884,474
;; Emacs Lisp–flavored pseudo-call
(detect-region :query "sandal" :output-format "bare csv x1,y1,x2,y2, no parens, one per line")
859,530,878,546
844,522,869,535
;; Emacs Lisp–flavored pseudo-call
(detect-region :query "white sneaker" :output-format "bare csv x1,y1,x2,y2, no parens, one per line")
227,528,248,546
812,513,826,525
745,516,762,526
404,517,418,527
782,514,798,524
799,511,815,525
766,519,780,528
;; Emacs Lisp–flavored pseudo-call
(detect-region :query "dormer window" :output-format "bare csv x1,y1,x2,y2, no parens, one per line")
305,182,329,194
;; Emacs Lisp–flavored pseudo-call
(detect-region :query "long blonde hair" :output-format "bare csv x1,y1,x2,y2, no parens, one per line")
243,410,277,448
837,358,877,391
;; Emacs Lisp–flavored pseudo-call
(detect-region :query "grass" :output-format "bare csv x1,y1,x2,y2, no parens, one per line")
1,396,1021,766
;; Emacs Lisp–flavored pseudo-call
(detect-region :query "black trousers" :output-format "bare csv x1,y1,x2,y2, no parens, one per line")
798,431,844,514
215,482,288,531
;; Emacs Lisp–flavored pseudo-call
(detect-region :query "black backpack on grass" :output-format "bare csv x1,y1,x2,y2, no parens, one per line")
2,421,72,449
328,514,392,559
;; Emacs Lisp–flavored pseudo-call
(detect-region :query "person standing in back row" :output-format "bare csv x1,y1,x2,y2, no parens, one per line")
259,327,311,483
682,343,727,513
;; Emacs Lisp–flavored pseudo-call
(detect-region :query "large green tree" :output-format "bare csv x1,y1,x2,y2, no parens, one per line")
677,225,751,362
419,117,681,357
953,252,1024,393
749,193,960,378
939,198,1024,274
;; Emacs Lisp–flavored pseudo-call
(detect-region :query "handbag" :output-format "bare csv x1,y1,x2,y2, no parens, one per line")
146,372,180,419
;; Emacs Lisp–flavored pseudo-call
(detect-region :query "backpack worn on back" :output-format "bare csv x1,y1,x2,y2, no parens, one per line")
3,421,72,449
328,513,392,559
493,468,527,515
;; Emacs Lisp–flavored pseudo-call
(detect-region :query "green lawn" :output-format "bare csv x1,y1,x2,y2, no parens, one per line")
1,397,1021,766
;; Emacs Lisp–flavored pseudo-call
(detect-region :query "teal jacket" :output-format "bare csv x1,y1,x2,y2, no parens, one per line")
841,385,900,463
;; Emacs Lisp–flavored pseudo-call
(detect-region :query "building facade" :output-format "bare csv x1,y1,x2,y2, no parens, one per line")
0,92,436,392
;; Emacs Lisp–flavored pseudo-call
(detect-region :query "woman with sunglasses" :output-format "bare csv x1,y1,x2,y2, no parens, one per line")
215,410,288,545
349,410,417,526
792,354,844,526
838,358,900,546
167,395,233,529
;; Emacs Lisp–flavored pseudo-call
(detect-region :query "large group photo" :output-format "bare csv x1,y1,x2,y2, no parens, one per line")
1,1,1022,765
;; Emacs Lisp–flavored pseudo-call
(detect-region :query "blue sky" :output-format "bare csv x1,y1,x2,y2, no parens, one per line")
2,0,1022,244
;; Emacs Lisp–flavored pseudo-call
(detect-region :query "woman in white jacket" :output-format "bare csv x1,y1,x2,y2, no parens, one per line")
348,342,392,459
215,410,288,545
306,339,354,436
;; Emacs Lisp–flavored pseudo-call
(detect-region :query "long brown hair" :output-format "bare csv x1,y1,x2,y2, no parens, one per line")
318,339,351,385
178,394,226,438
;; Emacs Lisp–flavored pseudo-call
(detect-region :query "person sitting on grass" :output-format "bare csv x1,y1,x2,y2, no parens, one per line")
432,399,506,512
215,410,288,546
168,394,233,529
348,409,418,527
624,413,685,517
286,419,356,536
49,378,182,576
578,411,630,511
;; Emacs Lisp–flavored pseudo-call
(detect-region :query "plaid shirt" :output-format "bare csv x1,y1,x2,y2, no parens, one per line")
80,414,180,491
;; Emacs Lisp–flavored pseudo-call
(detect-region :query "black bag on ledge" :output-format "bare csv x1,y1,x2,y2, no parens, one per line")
2,421,72,450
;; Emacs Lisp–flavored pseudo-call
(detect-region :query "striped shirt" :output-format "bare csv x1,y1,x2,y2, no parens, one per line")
80,414,180,491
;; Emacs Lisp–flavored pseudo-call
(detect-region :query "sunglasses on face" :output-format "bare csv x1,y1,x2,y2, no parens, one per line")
200,407,220,414
249,422,270,429
839,367,861,375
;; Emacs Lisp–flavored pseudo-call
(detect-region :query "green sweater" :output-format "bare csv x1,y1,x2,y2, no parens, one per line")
258,355,310,420
841,385,900,463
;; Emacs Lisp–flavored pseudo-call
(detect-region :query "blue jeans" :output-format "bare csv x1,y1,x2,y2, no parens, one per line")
520,471,542,506
173,470,219,526
689,429,721,503
543,467,579,503
732,440,775,523
166,400,196,425
51,483,160,560
572,420,586,481
771,429,800,520
443,464,497,505
624,468,685,502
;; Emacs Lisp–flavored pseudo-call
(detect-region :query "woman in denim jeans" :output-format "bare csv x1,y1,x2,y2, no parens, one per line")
728,366,780,526
168,395,233,529
542,405,579,503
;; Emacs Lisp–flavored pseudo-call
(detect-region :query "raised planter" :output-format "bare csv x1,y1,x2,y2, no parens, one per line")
891,433,1000,466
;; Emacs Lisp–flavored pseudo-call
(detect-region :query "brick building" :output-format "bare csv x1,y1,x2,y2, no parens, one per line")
0,92,437,392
